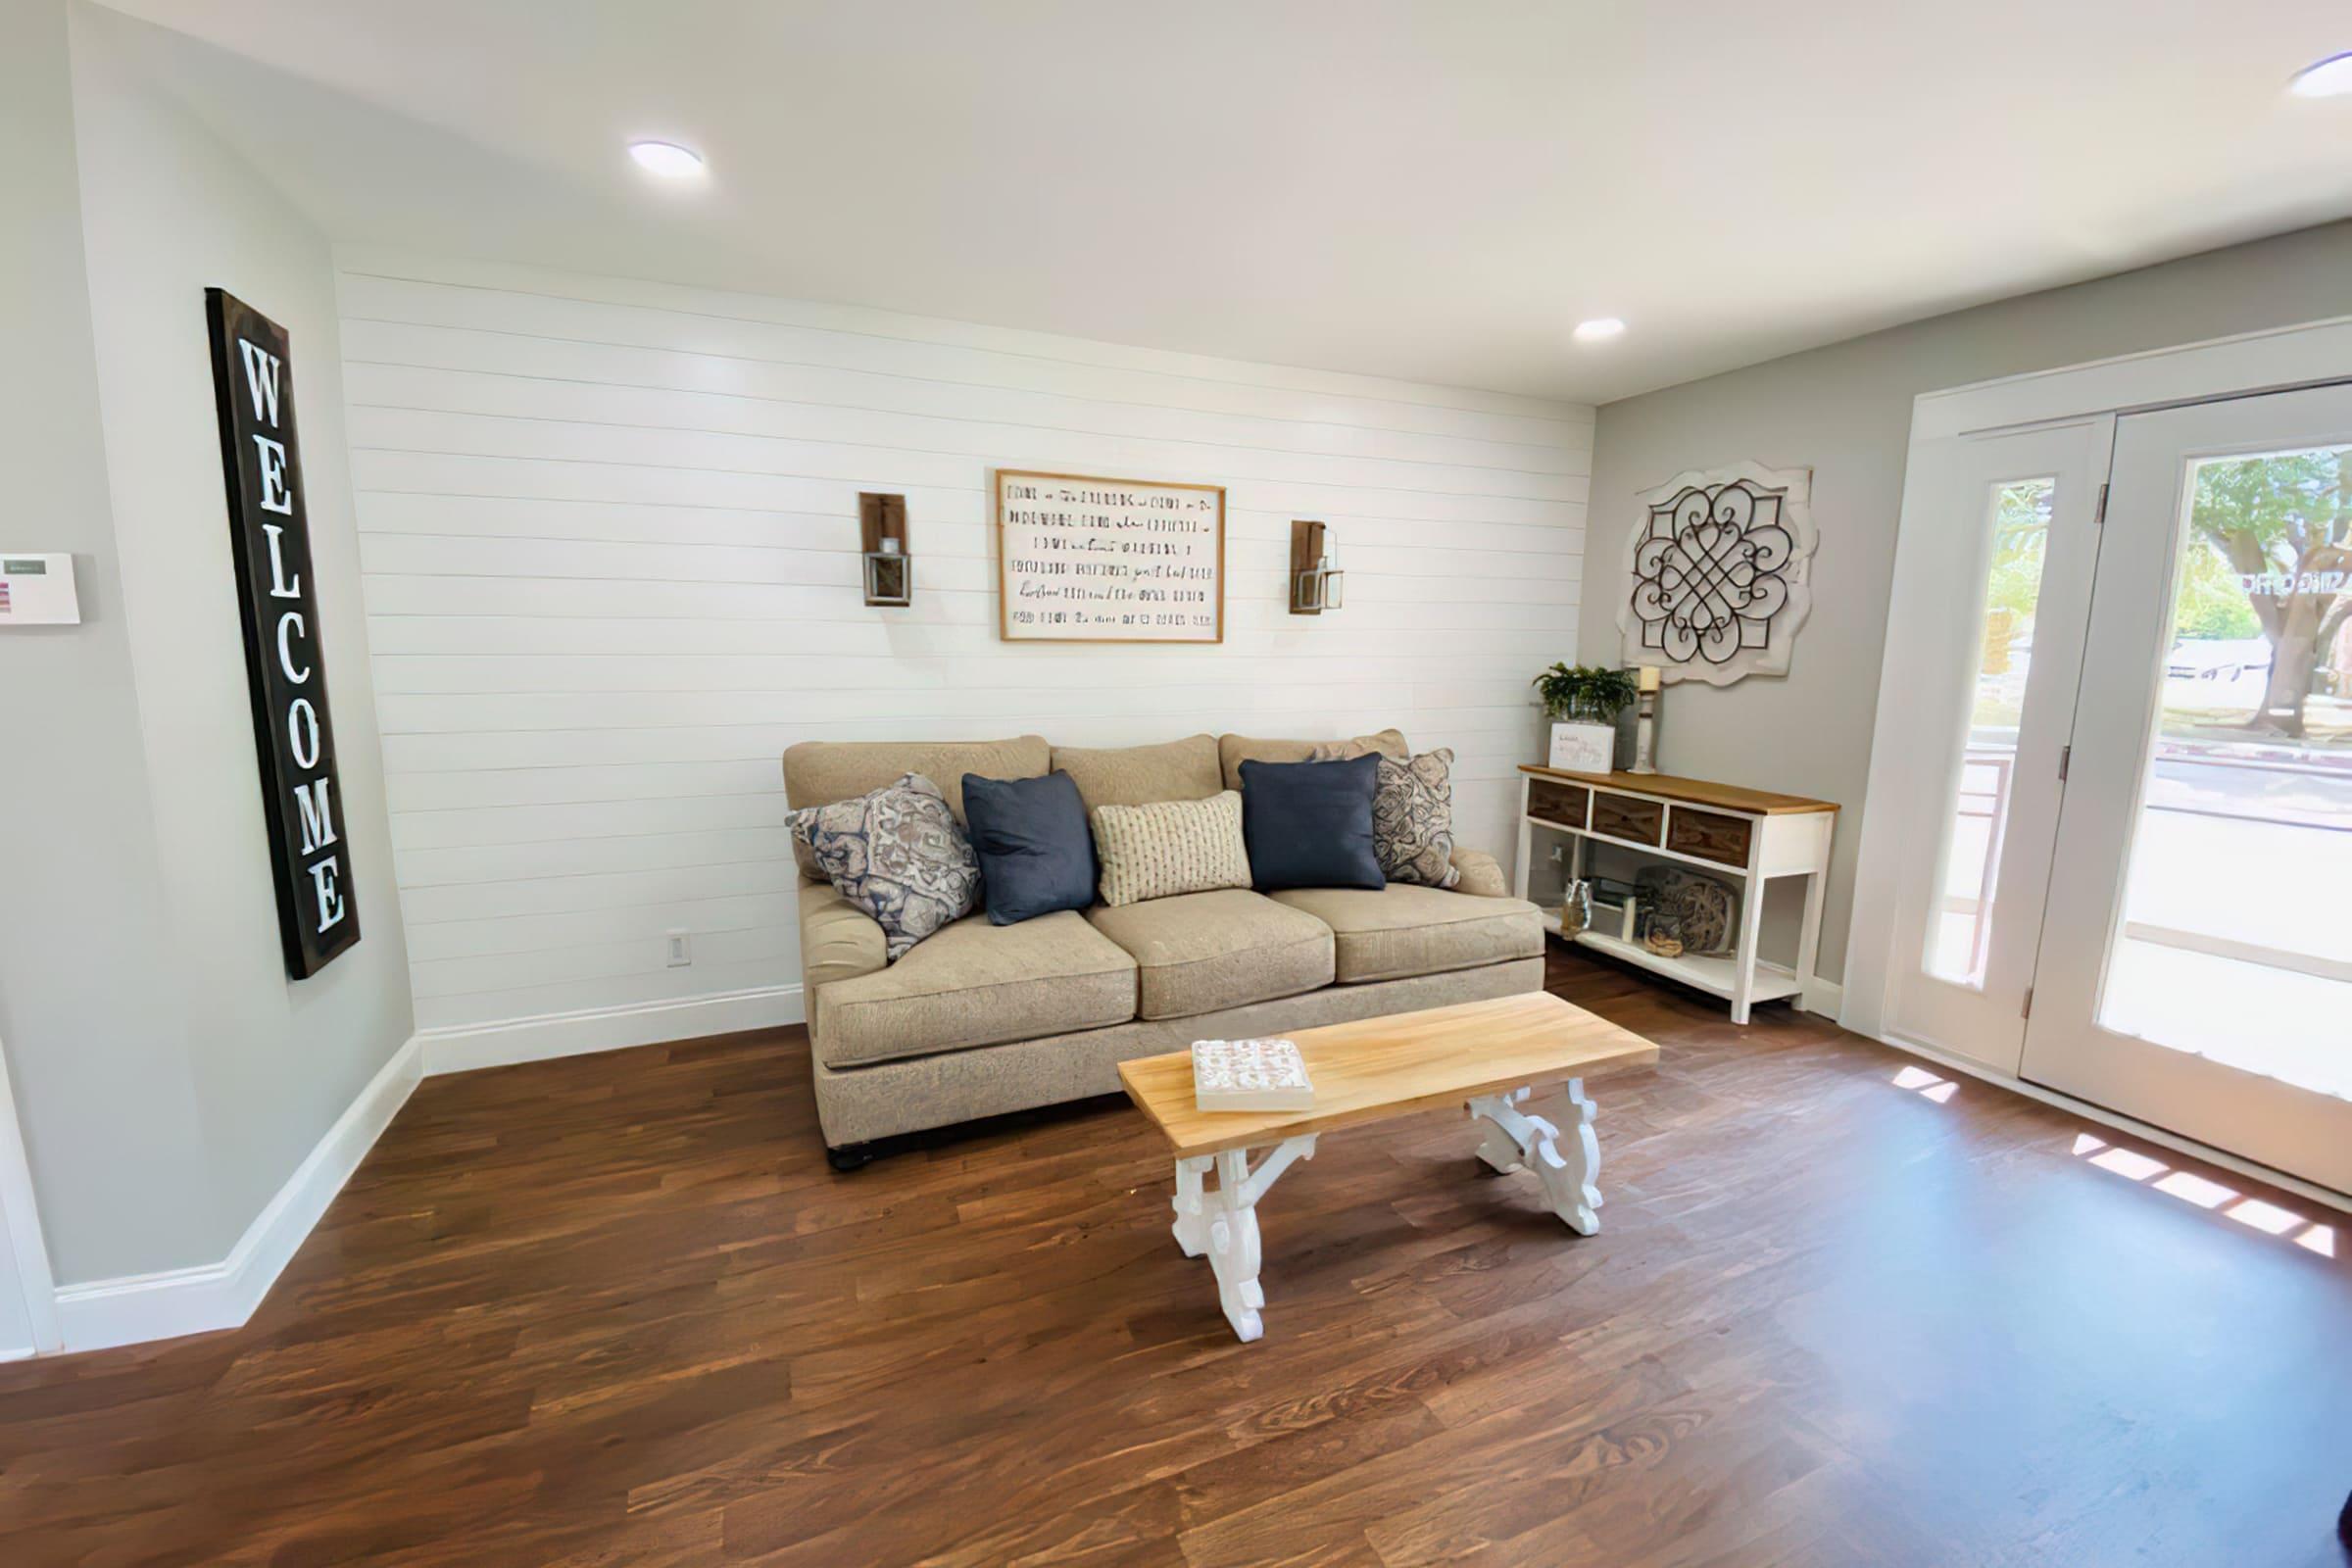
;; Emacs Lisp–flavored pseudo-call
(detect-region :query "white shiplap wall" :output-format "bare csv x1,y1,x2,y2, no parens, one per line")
335,249,1592,1040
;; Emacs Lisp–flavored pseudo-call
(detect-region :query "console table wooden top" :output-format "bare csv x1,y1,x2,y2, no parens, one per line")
1517,764,1838,817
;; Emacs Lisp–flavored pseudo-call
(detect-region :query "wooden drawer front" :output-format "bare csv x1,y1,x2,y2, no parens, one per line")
1527,779,1589,829
1666,806,1753,866
1589,791,1664,846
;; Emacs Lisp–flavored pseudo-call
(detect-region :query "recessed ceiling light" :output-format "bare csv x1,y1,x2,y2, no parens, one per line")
2289,52,2352,97
1573,318,1627,344
628,140,706,177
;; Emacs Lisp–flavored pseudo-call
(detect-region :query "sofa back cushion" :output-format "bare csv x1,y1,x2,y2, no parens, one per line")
1052,733,1222,813
1218,728,1408,791
783,735,1049,876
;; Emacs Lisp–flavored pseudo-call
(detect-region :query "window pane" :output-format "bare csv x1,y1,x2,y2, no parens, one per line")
1927,477,2054,987
2097,446,2352,1100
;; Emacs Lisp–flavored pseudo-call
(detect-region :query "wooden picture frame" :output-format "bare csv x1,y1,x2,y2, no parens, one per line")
995,469,1225,644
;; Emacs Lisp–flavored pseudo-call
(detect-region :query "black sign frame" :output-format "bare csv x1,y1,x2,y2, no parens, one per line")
206,288,362,978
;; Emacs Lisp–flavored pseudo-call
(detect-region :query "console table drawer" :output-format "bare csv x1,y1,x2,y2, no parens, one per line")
1666,806,1754,866
1589,791,1664,846
1527,778,1590,829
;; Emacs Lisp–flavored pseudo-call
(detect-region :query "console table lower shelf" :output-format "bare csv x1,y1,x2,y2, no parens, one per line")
1546,919,1808,1008
1117,992,1659,1343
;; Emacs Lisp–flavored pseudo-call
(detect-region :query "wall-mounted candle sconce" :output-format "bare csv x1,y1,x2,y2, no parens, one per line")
1288,518,1345,614
859,492,911,607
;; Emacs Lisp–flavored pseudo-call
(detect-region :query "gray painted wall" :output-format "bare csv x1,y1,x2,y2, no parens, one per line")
0,0,412,1287
69,2,416,1258
0,0,222,1282
1579,220,2352,987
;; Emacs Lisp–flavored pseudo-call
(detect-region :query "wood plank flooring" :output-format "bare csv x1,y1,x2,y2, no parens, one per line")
2,946,2347,1566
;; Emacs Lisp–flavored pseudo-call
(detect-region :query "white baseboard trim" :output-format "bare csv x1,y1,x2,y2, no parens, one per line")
41,983,808,1356
418,983,805,1076
1801,977,1843,1022
52,1033,425,1354
1865,1028,2352,1217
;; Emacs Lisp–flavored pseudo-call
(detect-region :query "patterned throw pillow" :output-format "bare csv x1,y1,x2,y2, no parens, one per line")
1315,744,1460,888
1375,750,1461,888
789,773,980,959
1091,791,1252,907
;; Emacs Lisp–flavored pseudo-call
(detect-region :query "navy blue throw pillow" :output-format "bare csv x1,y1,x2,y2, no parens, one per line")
1239,755,1385,892
961,770,1098,925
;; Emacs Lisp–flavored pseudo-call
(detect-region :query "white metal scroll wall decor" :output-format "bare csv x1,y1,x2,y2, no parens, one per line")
1617,461,1816,686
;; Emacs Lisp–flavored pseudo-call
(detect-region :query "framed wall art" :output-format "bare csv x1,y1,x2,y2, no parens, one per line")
995,469,1224,643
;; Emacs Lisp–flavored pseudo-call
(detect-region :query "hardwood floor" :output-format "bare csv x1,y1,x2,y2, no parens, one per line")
3,946,2346,1566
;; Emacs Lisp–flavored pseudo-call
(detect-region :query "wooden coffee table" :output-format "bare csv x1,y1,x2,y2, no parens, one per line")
1117,991,1658,1342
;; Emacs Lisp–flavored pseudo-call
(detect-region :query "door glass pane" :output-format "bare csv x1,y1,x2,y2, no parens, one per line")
1927,477,2054,986
2097,444,2352,1100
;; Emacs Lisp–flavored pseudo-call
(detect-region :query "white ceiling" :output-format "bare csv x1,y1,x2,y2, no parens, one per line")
91,0,2352,404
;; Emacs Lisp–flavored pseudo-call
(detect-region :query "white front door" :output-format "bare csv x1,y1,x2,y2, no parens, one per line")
2021,385,2352,1197
1859,417,2112,1071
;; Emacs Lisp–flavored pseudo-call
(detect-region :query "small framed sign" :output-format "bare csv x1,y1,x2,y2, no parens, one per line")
1547,720,1617,774
995,469,1224,643
207,288,361,979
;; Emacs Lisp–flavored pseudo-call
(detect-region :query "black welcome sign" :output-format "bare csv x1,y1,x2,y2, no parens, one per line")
207,289,361,978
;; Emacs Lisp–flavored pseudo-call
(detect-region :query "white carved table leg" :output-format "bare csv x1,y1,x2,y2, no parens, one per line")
1466,1081,1602,1236
1171,1156,1212,1257
1166,1135,1316,1343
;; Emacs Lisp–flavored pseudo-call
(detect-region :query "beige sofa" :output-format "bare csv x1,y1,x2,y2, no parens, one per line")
783,730,1545,1164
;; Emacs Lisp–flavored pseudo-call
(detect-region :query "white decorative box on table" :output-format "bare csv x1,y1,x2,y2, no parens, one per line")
1191,1039,1314,1112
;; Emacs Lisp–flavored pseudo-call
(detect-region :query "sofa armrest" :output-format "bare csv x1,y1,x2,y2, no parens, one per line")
799,879,888,999
1447,846,1511,899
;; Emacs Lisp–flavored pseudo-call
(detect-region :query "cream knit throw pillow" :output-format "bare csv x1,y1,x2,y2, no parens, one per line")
1092,790,1251,906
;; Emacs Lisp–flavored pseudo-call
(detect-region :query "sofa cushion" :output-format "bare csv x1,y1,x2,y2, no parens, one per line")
1052,734,1223,812
1092,790,1252,907
1086,889,1335,1020
1268,884,1544,984
814,909,1138,1067
1218,728,1408,791
1239,756,1384,892
783,735,1049,876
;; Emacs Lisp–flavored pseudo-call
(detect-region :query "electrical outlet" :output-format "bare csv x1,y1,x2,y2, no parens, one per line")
665,929,692,967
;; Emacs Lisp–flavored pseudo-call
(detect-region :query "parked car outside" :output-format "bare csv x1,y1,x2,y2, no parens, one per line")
2167,637,2273,682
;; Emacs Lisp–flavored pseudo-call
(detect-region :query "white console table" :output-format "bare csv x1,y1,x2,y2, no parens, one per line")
1512,765,1838,1025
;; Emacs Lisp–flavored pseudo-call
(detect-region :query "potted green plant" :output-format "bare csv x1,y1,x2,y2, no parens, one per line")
1532,662,1640,771
1534,662,1641,721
